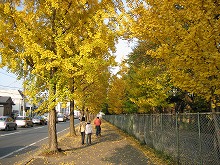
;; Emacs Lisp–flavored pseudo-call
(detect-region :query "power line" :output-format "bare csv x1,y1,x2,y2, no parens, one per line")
0,71,18,79
0,69,23,89
0,84,23,90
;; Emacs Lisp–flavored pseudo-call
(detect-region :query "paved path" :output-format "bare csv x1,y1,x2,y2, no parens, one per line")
19,120,166,165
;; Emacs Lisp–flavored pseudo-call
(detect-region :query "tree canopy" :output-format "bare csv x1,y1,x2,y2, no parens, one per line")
1,0,220,151
124,0,220,110
0,0,123,151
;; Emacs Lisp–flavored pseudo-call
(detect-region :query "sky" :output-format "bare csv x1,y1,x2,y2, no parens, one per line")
0,68,23,90
0,39,133,91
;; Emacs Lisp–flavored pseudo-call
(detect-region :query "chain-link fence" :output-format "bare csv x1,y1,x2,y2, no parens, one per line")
103,113,220,165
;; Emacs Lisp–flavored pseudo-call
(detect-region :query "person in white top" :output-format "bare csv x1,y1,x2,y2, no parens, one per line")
79,117,86,145
85,121,92,145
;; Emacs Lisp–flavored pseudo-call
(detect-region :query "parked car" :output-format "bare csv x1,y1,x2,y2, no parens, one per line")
57,114,66,122
41,115,48,123
64,114,69,120
32,116,47,125
0,116,17,131
74,110,80,119
15,116,33,127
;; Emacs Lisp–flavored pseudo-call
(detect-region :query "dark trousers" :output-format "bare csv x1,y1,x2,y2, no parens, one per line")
81,132,85,144
95,126,101,136
86,133,92,144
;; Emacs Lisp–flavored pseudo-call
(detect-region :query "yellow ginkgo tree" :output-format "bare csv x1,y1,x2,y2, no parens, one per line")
0,0,122,152
121,41,171,113
127,0,220,109
108,74,127,114
126,0,220,154
74,56,114,115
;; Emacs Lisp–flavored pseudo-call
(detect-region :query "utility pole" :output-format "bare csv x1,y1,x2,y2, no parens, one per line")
22,63,26,116
22,81,26,116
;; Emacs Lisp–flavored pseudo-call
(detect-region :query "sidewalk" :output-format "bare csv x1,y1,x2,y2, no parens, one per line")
20,120,168,165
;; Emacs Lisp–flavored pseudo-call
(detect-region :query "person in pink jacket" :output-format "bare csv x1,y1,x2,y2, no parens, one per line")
94,116,101,137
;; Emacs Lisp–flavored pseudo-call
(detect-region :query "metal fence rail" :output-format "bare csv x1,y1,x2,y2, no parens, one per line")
103,113,220,165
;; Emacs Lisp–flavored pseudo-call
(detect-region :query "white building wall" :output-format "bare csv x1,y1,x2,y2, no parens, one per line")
0,89,23,115
56,102,61,113
0,89,71,116
0,106,3,116
56,102,70,115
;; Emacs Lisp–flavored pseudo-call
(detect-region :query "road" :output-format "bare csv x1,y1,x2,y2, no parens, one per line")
0,119,80,165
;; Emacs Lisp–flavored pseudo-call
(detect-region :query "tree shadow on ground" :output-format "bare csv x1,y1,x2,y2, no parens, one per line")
61,124,123,152
101,144,150,165
62,131,122,152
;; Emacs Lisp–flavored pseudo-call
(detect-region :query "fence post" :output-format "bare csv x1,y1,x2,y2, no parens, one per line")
197,113,203,165
176,113,180,164
150,114,153,147
143,114,146,144
120,115,123,130
161,113,164,151
150,114,153,132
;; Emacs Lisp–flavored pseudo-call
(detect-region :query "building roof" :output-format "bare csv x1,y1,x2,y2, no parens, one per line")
0,96,15,105
0,89,23,99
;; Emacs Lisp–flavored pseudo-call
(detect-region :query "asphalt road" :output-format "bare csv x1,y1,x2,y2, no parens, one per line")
0,119,80,165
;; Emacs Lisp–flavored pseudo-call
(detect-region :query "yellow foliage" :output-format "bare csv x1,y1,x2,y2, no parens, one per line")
108,75,126,114
0,0,123,113
127,0,220,101
3,3,11,14
128,63,170,112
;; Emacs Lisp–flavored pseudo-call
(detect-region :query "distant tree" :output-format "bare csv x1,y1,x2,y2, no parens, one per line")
107,74,127,114
124,41,172,113
74,59,113,116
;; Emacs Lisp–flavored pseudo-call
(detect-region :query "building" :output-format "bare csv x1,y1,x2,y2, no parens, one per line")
0,89,71,116
56,102,70,115
0,96,15,116
0,89,25,116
